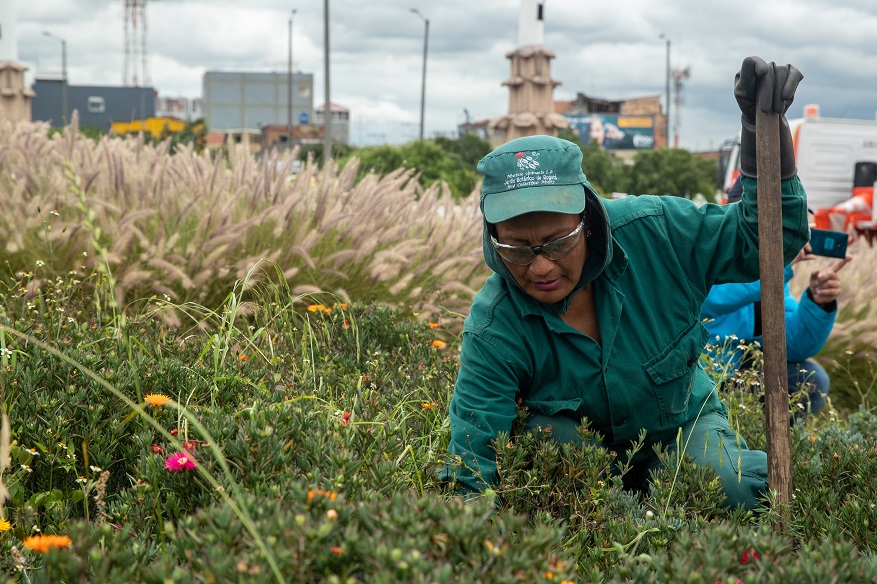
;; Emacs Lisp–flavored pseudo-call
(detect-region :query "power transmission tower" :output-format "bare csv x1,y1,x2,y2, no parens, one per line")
672,66,690,148
123,0,150,86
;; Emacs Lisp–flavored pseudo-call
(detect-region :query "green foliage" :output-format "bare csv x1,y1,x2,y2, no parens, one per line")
625,148,719,199
558,129,629,196
3,276,877,581
557,129,718,199
331,134,491,200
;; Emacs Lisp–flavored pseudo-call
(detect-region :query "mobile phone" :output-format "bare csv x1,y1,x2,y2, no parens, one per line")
808,228,848,258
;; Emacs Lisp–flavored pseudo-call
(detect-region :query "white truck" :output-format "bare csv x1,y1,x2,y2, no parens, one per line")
721,104,877,211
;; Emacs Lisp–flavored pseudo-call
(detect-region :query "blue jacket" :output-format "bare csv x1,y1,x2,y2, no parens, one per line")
700,265,836,376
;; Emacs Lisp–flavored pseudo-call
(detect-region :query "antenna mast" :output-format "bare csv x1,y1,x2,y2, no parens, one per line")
123,0,150,86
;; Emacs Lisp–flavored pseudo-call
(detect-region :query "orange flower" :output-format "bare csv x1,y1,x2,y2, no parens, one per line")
428,322,439,329
421,402,438,410
323,308,332,315
431,340,446,348
335,303,348,310
23,534,72,553
307,489,338,503
143,393,171,407
238,354,249,362
307,304,326,313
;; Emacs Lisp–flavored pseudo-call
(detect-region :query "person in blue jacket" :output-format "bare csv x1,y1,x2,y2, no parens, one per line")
701,218,851,416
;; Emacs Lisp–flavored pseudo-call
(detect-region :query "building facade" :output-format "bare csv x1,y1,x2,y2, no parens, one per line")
31,78,156,129
313,102,350,146
202,71,314,134
558,92,667,151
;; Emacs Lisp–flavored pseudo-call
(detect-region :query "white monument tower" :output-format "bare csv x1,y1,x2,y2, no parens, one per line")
489,0,568,145
0,0,34,122
518,0,545,48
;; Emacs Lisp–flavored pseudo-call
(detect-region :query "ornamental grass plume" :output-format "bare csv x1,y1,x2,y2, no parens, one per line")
165,450,197,471
0,118,487,326
22,534,72,553
143,393,171,407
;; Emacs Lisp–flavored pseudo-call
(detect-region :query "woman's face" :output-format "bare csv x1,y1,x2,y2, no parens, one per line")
494,211,587,304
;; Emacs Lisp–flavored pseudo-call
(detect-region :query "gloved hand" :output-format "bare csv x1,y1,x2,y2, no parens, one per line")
734,56,803,179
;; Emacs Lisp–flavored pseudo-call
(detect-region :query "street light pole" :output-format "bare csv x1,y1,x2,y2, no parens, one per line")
43,31,68,126
659,34,670,149
323,0,332,161
410,9,429,141
288,9,296,148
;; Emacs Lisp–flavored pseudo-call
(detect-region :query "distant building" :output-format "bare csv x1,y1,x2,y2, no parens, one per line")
559,92,667,151
155,95,203,121
0,2,35,123
488,0,568,145
31,78,155,130
0,62,33,122
314,102,350,146
201,70,324,145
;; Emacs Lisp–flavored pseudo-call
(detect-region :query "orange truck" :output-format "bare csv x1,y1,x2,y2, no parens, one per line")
721,104,877,234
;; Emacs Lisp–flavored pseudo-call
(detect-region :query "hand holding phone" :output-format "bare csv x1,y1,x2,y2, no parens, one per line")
808,228,849,259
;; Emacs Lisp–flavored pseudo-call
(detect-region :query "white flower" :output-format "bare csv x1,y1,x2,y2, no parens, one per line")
0,348,11,358
34,260,45,268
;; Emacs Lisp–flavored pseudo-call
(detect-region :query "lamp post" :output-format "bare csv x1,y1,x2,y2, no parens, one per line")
323,0,332,161
42,31,67,126
287,9,297,148
659,34,670,149
410,8,429,141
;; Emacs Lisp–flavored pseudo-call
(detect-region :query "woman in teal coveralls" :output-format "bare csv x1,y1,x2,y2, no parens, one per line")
444,57,807,510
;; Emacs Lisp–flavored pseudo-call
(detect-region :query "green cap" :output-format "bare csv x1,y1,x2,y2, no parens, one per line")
477,135,587,223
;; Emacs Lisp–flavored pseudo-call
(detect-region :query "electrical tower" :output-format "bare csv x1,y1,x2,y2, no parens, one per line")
123,0,150,86
672,66,690,148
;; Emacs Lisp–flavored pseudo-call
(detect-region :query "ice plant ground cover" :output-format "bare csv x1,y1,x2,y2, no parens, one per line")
1,274,877,582
0,120,877,581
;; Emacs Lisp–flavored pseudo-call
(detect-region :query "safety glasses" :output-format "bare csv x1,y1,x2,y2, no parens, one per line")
490,221,584,265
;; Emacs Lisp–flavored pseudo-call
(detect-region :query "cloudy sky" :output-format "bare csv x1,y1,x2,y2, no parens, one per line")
14,0,877,150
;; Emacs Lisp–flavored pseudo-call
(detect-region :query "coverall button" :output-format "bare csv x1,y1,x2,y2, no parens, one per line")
614,418,625,427
687,357,695,367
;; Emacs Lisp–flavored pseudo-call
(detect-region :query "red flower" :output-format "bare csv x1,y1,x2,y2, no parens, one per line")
170,428,178,436
331,546,343,555
151,444,164,454
183,440,199,451
741,549,760,564
340,411,351,427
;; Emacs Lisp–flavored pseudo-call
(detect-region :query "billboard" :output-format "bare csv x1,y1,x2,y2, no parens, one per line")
566,114,655,150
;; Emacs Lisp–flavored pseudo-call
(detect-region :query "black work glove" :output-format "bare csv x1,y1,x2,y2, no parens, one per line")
733,56,803,179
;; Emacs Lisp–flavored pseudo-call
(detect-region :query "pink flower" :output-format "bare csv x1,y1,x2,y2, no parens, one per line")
164,450,197,471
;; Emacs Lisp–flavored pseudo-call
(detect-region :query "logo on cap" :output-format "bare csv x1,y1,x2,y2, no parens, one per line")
515,151,540,171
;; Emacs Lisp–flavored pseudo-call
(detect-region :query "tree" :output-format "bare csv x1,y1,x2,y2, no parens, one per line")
330,134,491,200
626,148,718,199
558,129,628,197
